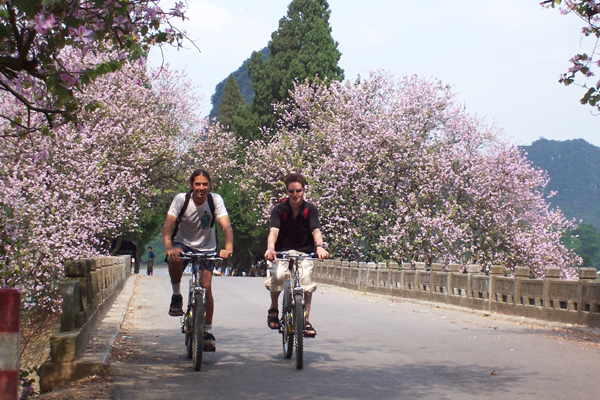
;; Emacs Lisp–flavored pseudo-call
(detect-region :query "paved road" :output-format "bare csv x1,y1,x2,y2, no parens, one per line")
112,268,600,400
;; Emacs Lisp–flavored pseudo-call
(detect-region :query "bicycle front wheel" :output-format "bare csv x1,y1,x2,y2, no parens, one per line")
294,293,305,369
192,292,205,371
185,311,193,359
282,293,293,359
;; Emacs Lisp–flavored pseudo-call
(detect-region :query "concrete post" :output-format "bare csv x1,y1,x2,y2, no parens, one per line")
430,263,442,294
515,266,530,306
579,268,598,316
466,264,480,299
544,267,561,310
401,262,411,290
415,262,426,292
358,262,367,290
378,262,388,290
0,289,21,400
489,265,504,310
447,264,461,296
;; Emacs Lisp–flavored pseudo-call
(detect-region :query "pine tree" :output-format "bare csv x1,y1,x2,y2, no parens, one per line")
245,0,344,136
217,75,246,130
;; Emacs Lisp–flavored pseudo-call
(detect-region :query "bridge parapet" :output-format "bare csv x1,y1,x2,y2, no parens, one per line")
314,261,600,328
39,255,131,392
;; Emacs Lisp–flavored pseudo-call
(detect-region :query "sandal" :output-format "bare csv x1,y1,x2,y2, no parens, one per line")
267,308,280,330
304,322,317,338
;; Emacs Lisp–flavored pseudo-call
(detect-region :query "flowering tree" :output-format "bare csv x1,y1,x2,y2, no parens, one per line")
238,71,580,277
542,0,600,110
0,0,190,135
0,49,203,312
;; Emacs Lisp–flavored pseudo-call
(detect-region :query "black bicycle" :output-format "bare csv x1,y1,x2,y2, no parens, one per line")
180,251,221,371
277,251,317,369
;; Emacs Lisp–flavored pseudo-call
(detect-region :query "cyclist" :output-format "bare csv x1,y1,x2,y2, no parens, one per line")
162,169,233,351
264,172,329,337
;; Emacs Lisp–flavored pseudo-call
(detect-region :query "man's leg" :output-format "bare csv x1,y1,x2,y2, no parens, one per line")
266,259,285,330
201,269,214,325
270,291,281,310
299,258,317,337
201,269,216,351
167,253,185,316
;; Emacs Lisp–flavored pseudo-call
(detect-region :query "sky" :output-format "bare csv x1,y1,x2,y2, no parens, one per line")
148,0,600,148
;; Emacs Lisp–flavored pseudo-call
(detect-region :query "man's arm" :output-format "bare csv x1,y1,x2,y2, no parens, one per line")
264,227,279,261
218,215,234,259
162,214,181,262
312,228,329,261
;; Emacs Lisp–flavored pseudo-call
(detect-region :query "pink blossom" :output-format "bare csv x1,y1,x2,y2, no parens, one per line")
31,13,55,35
69,26,94,44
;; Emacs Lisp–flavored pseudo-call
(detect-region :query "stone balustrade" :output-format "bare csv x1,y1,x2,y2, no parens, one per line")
39,255,131,391
313,260,600,328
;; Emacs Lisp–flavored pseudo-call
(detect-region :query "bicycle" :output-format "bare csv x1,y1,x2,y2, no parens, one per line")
277,251,318,370
179,251,222,371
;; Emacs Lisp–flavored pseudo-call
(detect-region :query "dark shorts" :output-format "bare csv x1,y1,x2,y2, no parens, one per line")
172,242,215,272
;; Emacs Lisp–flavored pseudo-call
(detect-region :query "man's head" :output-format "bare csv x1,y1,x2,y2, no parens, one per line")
189,169,211,202
148,247,152,251
285,173,306,207
189,169,211,186
285,172,306,189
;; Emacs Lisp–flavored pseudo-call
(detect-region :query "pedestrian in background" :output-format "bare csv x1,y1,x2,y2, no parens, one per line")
147,247,155,276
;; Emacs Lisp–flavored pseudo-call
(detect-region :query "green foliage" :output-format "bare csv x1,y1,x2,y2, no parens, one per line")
217,180,268,271
217,75,246,130
208,47,269,119
520,138,600,229
205,0,346,263
245,0,344,135
231,103,262,142
562,223,600,269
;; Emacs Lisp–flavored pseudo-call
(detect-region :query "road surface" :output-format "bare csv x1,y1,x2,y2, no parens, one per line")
111,268,600,400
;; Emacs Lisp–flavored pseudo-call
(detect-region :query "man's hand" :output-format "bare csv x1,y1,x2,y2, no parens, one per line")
165,246,182,263
219,249,233,259
264,248,277,261
315,246,329,261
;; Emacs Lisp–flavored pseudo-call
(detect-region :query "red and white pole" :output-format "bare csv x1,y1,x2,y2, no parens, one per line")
0,289,20,400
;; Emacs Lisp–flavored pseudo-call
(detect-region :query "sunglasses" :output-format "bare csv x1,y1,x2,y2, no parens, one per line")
287,189,304,194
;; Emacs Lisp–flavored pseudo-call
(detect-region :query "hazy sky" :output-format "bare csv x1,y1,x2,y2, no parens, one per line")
149,0,600,147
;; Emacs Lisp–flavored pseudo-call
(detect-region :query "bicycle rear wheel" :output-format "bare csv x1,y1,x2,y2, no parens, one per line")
192,291,205,371
294,293,305,369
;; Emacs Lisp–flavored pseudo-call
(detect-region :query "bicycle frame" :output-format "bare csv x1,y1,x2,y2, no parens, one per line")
180,251,221,371
277,251,316,369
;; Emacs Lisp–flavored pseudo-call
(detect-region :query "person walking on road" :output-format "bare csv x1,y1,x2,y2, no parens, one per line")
147,247,155,276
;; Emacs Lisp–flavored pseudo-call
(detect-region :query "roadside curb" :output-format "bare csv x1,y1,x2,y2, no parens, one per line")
81,274,137,374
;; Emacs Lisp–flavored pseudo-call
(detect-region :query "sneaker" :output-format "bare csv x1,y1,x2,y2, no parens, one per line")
168,294,183,316
203,332,216,352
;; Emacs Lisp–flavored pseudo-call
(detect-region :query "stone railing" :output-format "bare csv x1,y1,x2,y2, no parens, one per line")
313,260,600,328
39,256,131,391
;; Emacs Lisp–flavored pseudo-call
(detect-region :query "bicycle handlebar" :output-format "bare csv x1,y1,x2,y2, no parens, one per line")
275,252,318,261
180,251,222,261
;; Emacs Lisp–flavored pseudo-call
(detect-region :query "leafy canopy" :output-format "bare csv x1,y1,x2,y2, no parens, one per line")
0,0,191,135
245,0,344,136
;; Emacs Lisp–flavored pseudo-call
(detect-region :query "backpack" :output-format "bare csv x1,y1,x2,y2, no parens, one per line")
279,197,309,223
171,191,216,241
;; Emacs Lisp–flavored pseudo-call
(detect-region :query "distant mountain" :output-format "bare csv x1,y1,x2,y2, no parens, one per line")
208,47,270,119
520,138,600,229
